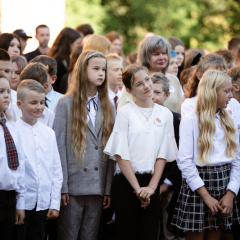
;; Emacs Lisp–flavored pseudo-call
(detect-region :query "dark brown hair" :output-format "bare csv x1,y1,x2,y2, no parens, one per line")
227,66,240,83
214,48,234,64
0,33,21,54
184,48,204,70
127,53,137,64
228,37,240,50
76,24,94,36
0,48,11,61
68,45,83,72
30,55,57,76
180,68,194,87
36,24,49,34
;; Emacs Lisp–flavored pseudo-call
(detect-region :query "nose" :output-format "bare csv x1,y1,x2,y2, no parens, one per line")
11,72,16,79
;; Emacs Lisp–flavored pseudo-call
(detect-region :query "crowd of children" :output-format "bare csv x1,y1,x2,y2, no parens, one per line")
1,24,240,240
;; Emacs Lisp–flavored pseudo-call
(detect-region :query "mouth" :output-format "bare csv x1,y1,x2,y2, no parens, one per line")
117,78,122,82
145,89,152,94
3,101,9,104
97,78,103,81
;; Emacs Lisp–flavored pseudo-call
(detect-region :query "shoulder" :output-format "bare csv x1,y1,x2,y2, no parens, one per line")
57,94,71,106
165,73,180,84
45,107,55,116
54,90,63,97
117,102,134,118
38,121,55,137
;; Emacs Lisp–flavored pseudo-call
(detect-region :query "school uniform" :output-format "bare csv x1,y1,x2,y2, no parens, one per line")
108,88,121,112
8,103,55,129
54,92,115,240
45,87,63,112
104,102,177,240
10,89,17,105
11,119,63,240
171,111,240,232
0,114,26,240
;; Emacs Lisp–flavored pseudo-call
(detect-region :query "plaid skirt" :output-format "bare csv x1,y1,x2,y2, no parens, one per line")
171,164,240,232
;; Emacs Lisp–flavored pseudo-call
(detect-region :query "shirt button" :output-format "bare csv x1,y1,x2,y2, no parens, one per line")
39,177,41,180
38,162,40,165
95,167,98,171
84,168,87,172
36,148,38,150
95,146,98,150
38,192,40,194
34,134,36,136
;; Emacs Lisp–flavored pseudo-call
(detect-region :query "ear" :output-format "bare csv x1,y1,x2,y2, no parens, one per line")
182,84,188,93
232,84,240,92
164,92,170,101
43,83,49,91
51,75,57,85
196,72,202,81
125,87,132,95
16,100,22,109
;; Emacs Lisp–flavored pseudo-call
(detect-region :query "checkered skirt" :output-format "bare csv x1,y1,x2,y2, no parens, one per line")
171,164,240,232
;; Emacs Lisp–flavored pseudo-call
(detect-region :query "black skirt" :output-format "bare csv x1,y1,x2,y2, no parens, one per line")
171,164,240,232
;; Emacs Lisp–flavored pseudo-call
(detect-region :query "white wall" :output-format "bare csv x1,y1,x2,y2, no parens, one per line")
1,0,65,53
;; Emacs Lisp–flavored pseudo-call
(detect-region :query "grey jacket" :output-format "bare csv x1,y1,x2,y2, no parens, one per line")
53,95,115,196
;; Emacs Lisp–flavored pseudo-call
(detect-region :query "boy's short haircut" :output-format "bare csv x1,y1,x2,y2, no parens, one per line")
36,24,49,34
30,55,57,76
20,62,48,85
150,72,169,94
180,68,194,87
17,79,45,101
227,66,240,83
228,37,240,50
76,24,94,36
0,48,11,61
106,53,123,63
214,48,235,64
0,71,9,81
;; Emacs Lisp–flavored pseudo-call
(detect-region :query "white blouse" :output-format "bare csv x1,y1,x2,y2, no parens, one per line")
104,102,178,174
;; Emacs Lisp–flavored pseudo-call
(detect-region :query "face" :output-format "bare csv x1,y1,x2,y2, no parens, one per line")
152,83,169,106
149,48,168,73
8,38,21,55
110,39,122,55
0,78,11,113
216,79,233,109
0,60,12,80
70,37,82,52
174,45,185,66
36,27,50,48
87,57,106,87
19,38,28,52
127,70,153,101
10,62,21,91
107,60,123,86
227,61,235,70
167,57,178,76
18,90,45,120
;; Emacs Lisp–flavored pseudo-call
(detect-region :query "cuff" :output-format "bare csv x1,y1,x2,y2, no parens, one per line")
164,178,173,186
16,196,25,210
61,180,68,194
50,200,60,211
187,176,205,192
227,181,240,196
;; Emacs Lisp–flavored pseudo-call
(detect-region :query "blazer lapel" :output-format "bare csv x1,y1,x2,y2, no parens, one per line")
95,101,103,137
86,112,98,139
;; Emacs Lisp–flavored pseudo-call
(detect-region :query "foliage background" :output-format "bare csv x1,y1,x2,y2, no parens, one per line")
65,0,240,55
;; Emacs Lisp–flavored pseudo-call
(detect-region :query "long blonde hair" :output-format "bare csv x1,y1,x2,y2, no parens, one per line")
196,70,237,165
67,50,114,164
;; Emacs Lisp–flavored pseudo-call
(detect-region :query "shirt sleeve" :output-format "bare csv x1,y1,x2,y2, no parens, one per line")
177,115,205,191
181,99,193,117
117,86,134,111
46,108,55,129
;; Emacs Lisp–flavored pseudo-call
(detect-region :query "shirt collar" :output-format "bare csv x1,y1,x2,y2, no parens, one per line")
45,87,54,102
87,92,99,103
18,118,39,128
108,88,120,100
0,112,6,121
215,111,220,119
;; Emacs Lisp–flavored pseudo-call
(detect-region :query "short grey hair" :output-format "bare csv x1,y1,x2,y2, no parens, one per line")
136,35,171,74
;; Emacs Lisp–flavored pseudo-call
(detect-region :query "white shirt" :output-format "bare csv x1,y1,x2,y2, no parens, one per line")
9,103,55,129
45,88,63,112
0,115,26,209
104,102,178,174
108,88,121,111
10,89,17,105
16,119,63,211
177,110,240,195
87,92,98,128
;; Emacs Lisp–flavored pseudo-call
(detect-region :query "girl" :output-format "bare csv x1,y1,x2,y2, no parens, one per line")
104,65,177,240
171,70,240,240
0,33,21,56
166,50,179,76
118,35,182,113
105,31,124,57
54,50,115,240
0,72,25,239
47,27,81,92
10,55,27,91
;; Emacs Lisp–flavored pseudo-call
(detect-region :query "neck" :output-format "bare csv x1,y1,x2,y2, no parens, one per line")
0,111,3,118
21,115,37,126
233,92,240,103
46,86,52,94
87,83,98,97
108,82,118,94
38,45,49,55
134,97,154,108
148,68,163,75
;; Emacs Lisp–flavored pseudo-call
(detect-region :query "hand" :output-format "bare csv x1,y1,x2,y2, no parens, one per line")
107,219,115,224
137,186,155,200
60,193,69,207
219,190,235,216
46,209,59,220
202,194,223,216
140,197,151,209
15,210,25,225
103,195,111,209
159,183,170,196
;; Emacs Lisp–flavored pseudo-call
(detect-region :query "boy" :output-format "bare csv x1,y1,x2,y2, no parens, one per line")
151,72,181,240
31,55,63,112
0,72,25,240
227,66,240,103
11,80,63,240
215,48,235,70
166,50,178,76
9,62,55,128
106,53,123,111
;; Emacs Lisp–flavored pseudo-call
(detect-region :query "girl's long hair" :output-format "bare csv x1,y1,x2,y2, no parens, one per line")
67,50,114,164
196,70,237,165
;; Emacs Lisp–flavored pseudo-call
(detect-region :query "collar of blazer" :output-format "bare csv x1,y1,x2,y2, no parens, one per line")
87,100,102,139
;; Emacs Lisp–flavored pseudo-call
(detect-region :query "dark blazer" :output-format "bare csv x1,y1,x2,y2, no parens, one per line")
24,48,42,62
53,58,68,93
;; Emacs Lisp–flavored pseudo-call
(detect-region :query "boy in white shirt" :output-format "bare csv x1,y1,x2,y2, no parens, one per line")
11,79,63,240
9,62,55,128
106,53,123,111
30,55,63,112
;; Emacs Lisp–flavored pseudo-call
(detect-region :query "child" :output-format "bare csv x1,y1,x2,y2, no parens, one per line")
179,68,193,99
214,48,235,70
11,79,63,240
9,62,55,128
30,55,63,112
104,65,177,240
0,72,25,240
227,66,240,103
167,50,179,76
54,51,115,240
151,72,181,240
171,70,240,239
106,53,123,111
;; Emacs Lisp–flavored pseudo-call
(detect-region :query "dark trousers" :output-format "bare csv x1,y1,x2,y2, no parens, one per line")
11,207,48,240
0,190,16,240
111,173,160,240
